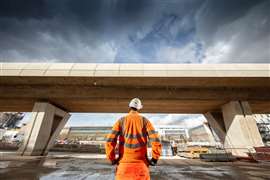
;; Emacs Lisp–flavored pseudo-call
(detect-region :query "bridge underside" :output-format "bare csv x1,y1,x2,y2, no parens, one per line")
0,76,270,113
0,99,269,114
0,63,269,156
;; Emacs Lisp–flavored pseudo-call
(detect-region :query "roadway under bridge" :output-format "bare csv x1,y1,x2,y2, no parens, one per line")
0,63,269,157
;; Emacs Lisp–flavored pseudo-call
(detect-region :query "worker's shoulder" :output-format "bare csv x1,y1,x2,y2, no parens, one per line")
118,114,149,123
140,115,150,124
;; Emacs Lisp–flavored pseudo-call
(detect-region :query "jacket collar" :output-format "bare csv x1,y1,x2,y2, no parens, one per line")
129,110,139,115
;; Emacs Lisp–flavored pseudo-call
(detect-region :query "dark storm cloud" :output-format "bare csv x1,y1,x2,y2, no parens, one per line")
0,0,148,28
0,0,269,63
0,0,50,19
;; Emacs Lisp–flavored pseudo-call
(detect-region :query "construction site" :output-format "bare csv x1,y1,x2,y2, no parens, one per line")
0,0,270,178
0,113,270,179
0,63,269,179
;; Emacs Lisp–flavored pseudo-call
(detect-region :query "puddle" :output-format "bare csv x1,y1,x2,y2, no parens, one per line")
0,161,10,168
41,171,115,180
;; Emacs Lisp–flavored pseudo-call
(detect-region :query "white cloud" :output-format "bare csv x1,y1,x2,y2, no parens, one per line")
1,1,268,63
20,112,205,128
144,114,205,128
203,41,233,63
156,42,197,63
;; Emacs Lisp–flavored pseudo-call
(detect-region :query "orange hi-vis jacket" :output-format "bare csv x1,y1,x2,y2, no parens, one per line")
106,110,162,165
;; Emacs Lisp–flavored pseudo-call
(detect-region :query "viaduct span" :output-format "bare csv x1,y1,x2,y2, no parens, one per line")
0,63,269,157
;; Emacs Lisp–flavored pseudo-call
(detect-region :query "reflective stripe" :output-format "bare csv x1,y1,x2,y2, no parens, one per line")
106,138,117,143
125,133,147,139
148,130,157,135
149,137,161,143
118,115,151,149
124,142,147,149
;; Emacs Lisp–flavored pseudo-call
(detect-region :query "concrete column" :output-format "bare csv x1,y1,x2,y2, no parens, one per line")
18,102,71,156
202,122,220,146
222,101,264,157
204,112,226,144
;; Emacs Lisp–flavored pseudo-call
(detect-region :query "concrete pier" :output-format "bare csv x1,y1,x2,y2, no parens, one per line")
18,102,70,156
204,112,226,144
205,101,264,157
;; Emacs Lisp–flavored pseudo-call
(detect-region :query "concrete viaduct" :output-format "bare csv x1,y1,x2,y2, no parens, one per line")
0,63,269,157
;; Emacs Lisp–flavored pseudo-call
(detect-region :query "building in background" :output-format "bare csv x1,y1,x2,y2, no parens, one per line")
155,126,188,143
58,126,112,144
58,125,189,144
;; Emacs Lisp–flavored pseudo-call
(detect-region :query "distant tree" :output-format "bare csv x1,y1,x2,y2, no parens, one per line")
0,112,25,129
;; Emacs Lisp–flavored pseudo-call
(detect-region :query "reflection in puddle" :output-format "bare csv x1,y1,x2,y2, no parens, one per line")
0,161,10,168
0,158,57,180
41,171,115,180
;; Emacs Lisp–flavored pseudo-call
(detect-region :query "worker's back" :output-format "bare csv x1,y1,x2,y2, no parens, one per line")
106,110,161,165
119,111,148,164
105,98,162,180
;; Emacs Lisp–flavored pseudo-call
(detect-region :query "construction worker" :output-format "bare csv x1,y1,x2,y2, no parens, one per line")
170,140,178,156
106,98,162,180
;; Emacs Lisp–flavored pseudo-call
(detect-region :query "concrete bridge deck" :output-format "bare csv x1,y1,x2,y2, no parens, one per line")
0,63,269,113
0,63,269,157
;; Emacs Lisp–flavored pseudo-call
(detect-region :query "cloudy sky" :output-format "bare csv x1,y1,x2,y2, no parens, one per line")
21,112,205,129
2,0,269,127
0,0,269,63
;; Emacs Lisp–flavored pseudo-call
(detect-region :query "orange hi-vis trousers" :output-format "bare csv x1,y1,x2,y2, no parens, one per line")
116,163,150,180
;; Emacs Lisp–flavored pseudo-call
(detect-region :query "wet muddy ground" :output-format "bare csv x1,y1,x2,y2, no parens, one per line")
0,153,270,180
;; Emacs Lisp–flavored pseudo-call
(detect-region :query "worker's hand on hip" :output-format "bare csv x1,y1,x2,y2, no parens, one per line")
149,158,158,166
111,158,120,165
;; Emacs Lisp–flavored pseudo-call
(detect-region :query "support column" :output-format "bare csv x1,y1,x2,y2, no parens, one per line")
205,101,264,157
18,102,71,156
222,101,264,157
204,112,226,144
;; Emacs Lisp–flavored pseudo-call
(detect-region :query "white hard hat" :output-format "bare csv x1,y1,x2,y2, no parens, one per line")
129,98,143,110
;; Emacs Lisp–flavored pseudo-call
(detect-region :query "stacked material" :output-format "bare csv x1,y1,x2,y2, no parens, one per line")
200,152,236,162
